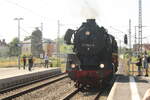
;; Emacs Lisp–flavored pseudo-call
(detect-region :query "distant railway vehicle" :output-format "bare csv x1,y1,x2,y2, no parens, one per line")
64,19,118,89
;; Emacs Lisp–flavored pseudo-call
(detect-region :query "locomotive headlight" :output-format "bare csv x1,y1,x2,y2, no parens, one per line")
71,64,76,68
85,31,90,35
99,64,104,68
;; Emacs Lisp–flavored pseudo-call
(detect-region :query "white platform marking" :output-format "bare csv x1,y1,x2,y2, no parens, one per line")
129,76,140,100
107,76,119,100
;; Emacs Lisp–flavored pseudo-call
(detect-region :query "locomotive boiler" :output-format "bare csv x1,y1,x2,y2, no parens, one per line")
64,19,118,89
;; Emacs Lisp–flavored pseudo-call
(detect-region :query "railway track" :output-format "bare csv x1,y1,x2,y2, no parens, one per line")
0,73,68,100
61,86,108,100
0,73,116,100
61,76,116,100
62,88,80,100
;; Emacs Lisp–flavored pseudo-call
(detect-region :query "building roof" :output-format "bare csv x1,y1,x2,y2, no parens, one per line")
21,38,54,44
133,44,150,51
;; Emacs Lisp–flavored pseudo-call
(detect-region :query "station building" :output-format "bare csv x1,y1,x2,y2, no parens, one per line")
133,44,150,52
21,39,55,57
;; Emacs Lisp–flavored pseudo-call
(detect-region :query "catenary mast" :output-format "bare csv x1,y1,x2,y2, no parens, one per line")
138,0,142,54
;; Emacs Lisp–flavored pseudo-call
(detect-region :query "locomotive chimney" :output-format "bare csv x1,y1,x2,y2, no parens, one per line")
86,19,96,26
86,19,96,24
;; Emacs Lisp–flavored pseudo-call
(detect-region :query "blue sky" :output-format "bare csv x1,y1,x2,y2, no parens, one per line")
0,0,150,46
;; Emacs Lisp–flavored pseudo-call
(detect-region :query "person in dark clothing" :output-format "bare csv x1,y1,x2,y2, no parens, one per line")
28,55,33,71
23,55,27,69
136,55,142,76
142,54,149,77
44,54,49,68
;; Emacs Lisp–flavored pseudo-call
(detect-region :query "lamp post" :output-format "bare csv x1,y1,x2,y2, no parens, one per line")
14,17,23,69
57,20,60,67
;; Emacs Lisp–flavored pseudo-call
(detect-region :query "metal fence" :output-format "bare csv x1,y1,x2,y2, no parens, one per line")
0,54,67,68
0,56,43,68
128,63,150,75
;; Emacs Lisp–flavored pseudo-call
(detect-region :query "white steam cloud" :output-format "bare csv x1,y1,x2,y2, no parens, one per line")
80,0,99,19
68,0,100,19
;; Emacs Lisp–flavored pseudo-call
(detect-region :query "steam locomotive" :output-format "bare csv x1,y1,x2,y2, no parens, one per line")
64,19,118,89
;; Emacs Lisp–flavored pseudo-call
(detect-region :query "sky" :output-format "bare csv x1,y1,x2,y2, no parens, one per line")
0,0,150,47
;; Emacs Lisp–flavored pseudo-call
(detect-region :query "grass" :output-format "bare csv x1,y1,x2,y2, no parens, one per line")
0,57,18,67
60,63,66,72
0,56,67,71
0,57,45,67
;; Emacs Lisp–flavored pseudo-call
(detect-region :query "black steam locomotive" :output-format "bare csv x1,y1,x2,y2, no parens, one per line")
64,19,118,89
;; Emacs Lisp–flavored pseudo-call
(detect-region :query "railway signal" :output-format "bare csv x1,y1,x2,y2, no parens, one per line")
124,34,128,44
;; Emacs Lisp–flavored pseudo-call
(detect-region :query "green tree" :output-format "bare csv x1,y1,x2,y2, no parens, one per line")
9,37,21,56
24,36,31,41
31,28,43,57
54,36,73,54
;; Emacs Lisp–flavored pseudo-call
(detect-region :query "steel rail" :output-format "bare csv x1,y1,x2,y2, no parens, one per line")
61,88,82,100
0,73,68,100
94,88,106,100
0,73,65,94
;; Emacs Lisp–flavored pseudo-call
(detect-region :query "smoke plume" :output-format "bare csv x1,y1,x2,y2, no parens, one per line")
80,0,99,19
68,0,100,19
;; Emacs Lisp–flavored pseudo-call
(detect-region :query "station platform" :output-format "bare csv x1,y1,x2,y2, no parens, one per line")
0,67,60,79
0,67,61,90
107,61,150,100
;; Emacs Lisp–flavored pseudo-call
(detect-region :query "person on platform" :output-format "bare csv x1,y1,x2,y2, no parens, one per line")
22,55,27,69
44,54,49,68
136,55,142,76
28,55,33,71
142,52,149,77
